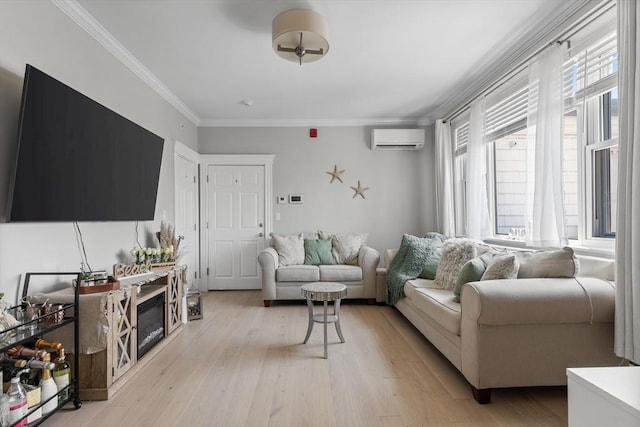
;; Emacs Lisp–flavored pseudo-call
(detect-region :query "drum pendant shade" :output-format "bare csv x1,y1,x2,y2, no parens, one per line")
272,9,330,65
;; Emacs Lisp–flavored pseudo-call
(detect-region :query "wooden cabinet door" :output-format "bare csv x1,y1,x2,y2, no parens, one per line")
167,269,182,333
112,288,135,382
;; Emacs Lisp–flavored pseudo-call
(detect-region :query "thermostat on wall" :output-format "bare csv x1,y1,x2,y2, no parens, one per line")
288,194,304,204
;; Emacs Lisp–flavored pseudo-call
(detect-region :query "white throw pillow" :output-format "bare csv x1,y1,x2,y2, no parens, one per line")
270,233,304,266
433,238,478,290
481,254,519,281
515,247,579,278
318,231,368,265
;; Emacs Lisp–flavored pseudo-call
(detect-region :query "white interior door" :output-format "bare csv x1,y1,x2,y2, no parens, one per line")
205,164,265,290
174,142,200,288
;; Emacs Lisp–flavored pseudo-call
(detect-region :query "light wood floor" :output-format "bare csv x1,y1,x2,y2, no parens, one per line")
46,291,568,427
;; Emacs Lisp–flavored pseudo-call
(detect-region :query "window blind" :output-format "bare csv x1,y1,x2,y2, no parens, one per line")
454,122,469,156
482,32,617,143
485,87,528,141
564,32,617,101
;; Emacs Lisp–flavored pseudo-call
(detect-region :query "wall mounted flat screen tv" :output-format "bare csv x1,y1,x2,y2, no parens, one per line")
7,64,164,222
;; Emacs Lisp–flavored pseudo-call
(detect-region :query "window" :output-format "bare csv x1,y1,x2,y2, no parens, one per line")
568,33,618,240
587,87,618,238
452,28,617,249
563,110,579,239
592,145,618,236
453,123,469,236
493,128,527,236
486,87,528,237
489,110,579,240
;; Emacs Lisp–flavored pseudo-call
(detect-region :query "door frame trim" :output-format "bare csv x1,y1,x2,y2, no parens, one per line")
174,141,201,288
200,154,275,289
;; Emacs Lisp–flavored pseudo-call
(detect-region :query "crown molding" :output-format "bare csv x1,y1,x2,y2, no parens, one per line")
198,117,430,128
52,0,200,125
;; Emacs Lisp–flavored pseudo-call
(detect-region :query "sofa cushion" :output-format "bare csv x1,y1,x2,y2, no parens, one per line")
304,239,335,265
481,254,519,281
434,238,479,290
276,265,319,282
403,278,438,300
515,247,579,278
319,231,367,265
270,233,305,266
453,254,492,303
319,265,362,282
408,284,461,336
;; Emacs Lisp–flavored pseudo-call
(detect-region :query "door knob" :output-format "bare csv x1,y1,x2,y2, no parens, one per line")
258,232,264,237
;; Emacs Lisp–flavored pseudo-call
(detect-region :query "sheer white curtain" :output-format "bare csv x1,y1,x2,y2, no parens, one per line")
525,43,567,247
615,0,640,364
466,98,492,240
434,120,455,237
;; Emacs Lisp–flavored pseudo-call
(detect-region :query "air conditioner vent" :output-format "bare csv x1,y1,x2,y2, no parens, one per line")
371,129,425,150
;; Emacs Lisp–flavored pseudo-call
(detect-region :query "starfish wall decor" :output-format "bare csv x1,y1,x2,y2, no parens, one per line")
350,181,370,199
326,165,345,183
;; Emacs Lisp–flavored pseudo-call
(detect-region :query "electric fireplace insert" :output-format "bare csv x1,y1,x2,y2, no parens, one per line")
137,292,165,360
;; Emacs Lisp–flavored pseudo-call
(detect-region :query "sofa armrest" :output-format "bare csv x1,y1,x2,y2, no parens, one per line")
461,277,615,325
258,247,279,301
358,245,380,299
385,248,399,268
460,277,618,390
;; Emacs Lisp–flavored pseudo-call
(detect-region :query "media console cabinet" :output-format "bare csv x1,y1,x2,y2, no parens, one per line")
35,267,184,400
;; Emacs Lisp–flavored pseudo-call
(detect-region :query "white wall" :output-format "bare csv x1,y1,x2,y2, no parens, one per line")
0,1,197,304
198,126,437,260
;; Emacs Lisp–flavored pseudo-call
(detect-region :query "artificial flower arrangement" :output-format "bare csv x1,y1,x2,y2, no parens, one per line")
160,245,174,262
130,245,174,264
129,221,181,265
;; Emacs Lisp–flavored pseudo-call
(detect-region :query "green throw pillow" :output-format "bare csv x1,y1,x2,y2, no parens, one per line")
419,250,442,279
453,253,492,303
417,232,448,279
304,239,335,265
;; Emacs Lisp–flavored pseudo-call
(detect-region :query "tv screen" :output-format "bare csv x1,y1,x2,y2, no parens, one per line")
8,65,164,222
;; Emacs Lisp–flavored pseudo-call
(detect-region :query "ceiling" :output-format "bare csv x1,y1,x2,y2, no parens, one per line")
67,0,586,127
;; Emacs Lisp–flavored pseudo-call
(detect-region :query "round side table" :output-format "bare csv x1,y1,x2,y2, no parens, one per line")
301,282,348,359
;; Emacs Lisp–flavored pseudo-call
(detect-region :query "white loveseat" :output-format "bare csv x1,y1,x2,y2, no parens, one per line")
259,232,380,307
383,238,622,404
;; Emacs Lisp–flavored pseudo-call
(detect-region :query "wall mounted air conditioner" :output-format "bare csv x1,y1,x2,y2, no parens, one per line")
371,129,425,150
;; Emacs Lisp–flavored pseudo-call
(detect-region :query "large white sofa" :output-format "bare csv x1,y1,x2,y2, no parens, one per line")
259,232,380,307
382,241,622,404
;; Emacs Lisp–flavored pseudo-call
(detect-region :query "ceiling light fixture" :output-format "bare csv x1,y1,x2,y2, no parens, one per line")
272,9,329,66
